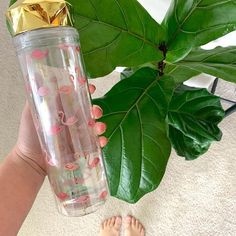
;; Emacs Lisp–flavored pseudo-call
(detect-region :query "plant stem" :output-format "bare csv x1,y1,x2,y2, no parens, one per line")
158,43,167,76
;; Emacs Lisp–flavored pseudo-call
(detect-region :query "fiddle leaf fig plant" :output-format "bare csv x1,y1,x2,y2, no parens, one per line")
168,85,225,160
172,47,236,83
95,67,174,202
163,0,236,62
9,0,236,203
69,0,166,77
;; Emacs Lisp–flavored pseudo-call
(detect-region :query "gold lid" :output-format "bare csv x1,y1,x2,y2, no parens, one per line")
6,0,74,36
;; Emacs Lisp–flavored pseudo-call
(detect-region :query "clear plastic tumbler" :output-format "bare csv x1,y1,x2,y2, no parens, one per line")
6,2,109,216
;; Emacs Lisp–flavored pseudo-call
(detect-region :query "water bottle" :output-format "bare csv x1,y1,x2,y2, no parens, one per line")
6,0,109,217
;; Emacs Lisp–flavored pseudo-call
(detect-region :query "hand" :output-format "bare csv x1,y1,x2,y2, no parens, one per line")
14,84,108,176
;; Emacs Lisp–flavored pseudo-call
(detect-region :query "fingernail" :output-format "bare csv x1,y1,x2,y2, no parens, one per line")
89,84,96,94
99,136,108,147
95,122,107,135
93,105,103,118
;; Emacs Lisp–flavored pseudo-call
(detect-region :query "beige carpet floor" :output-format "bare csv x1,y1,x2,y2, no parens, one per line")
1,0,236,235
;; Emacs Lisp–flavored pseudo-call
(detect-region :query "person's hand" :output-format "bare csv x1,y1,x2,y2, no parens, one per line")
13,84,108,177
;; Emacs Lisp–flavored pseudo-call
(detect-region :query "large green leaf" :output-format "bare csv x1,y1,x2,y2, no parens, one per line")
164,63,200,85
168,85,225,160
120,63,157,80
9,0,165,78
120,63,200,86
70,0,166,77
94,67,174,203
163,0,236,62
175,46,236,84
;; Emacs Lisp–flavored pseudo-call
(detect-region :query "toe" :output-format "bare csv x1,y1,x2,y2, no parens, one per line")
138,223,143,232
114,216,122,230
104,219,109,227
131,217,136,226
125,215,132,228
110,217,116,226
141,228,145,236
135,219,140,227
107,218,113,226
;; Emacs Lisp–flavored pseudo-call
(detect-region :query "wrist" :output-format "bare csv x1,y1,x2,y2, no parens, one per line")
9,146,46,182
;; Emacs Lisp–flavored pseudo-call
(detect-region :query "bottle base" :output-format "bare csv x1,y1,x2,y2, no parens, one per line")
57,199,106,217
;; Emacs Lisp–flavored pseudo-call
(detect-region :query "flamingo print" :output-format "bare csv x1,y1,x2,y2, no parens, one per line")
99,191,108,200
58,111,78,126
49,125,63,135
57,192,69,201
77,76,87,85
88,119,96,127
88,157,100,169
58,85,73,95
38,86,50,97
31,49,49,59
64,162,79,171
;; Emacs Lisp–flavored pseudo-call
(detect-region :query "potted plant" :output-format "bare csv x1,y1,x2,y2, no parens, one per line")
9,0,236,203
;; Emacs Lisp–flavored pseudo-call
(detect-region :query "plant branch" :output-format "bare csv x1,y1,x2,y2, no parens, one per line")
158,43,167,76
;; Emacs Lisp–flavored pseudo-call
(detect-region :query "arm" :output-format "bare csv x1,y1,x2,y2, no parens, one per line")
0,148,45,236
0,84,107,235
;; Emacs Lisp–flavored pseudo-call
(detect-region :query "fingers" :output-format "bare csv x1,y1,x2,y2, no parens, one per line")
92,105,103,119
91,104,108,147
88,83,96,94
94,122,107,135
99,136,108,148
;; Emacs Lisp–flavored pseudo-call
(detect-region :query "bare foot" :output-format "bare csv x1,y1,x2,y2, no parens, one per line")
124,216,145,236
99,216,122,236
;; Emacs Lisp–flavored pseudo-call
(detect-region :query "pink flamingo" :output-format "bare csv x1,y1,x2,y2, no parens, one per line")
77,76,87,85
88,157,100,169
57,192,69,201
38,86,50,97
58,111,78,126
88,119,96,127
49,125,63,136
64,162,79,171
31,49,49,59
58,85,73,95
99,191,108,200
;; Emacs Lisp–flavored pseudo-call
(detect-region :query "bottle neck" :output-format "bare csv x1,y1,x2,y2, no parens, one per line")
13,26,78,53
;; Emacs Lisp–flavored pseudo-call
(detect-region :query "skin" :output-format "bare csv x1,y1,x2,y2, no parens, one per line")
0,83,145,236
0,84,108,235
99,215,145,236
